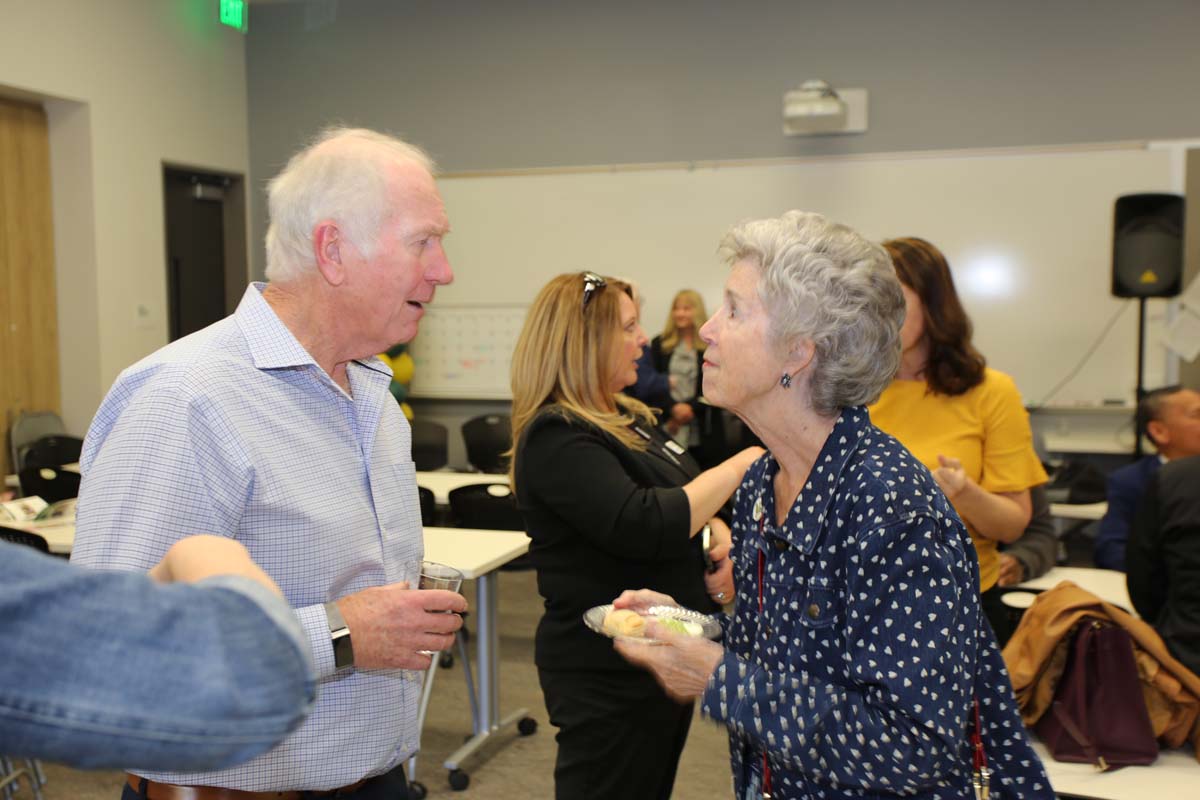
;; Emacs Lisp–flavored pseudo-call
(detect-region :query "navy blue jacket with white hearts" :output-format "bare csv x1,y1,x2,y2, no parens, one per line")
699,406,1053,799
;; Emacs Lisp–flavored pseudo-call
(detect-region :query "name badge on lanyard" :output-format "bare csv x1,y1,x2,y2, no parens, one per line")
634,425,682,466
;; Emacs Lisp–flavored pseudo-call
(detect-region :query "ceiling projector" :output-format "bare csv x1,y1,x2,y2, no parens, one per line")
783,81,867,136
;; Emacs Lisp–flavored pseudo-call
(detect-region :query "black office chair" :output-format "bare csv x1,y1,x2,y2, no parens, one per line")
461,414,512,474
411,419,449,472
18,466,81,504
0,526,50,553
418,486,436,527
22,435,83,471
447,482,531,570
9,410,66,473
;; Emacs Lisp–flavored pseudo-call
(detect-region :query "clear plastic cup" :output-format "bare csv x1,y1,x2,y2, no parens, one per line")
418,561,463,655
419,560,464,592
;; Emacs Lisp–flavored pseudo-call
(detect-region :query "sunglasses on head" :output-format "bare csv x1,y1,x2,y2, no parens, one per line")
581,272,607,311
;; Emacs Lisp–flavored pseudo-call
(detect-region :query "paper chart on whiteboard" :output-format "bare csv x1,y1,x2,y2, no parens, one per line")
408,305,528,399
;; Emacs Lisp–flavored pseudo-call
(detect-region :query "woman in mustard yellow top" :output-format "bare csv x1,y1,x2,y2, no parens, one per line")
869,237,1047,640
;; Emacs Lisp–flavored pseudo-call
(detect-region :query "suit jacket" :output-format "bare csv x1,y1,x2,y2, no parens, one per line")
513,406,717,672
628,344,673,410
1094,454,1161,571
1128,455,1200,676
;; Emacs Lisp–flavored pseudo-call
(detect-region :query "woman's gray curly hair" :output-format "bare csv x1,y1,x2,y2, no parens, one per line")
717,211,905,415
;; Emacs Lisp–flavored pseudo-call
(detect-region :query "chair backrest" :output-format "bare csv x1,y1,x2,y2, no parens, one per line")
448,483,530,570
411,419,449,471
22,435,83,470
9,410,66,471
461,414,512,474
418,485,436,527
18,466,81,504
448,483,524,531
0,526,50,553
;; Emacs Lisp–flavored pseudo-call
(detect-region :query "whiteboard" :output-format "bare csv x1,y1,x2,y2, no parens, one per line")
409,305,527,399
429,144,1176,405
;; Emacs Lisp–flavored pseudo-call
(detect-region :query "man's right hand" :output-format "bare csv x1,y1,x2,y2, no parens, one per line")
336,584,467,670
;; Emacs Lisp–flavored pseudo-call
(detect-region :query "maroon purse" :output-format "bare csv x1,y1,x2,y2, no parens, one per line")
1035,620,1158,770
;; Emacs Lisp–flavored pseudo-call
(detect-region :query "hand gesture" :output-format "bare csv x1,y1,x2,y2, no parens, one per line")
336,583,467,670
671,403,695,425
148,535,283,597
997,553,1026,587
932,454,968,499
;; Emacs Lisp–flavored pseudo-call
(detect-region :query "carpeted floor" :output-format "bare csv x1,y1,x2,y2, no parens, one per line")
15,570,733,799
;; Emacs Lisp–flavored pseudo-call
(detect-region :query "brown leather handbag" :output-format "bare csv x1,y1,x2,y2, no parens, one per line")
1035,620,1159,770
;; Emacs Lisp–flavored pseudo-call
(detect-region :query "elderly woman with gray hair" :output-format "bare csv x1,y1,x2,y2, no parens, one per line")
615,212,1051,799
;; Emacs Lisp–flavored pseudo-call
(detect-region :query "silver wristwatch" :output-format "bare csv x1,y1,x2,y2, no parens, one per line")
324,601,355,669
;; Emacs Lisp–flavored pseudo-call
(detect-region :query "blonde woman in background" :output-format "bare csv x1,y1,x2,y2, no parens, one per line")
649,289,727,468
508,272,761,800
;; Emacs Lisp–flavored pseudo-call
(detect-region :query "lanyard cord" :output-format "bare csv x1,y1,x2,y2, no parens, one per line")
757,510,773,798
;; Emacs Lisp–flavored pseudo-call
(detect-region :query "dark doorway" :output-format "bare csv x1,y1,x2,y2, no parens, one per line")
163,167,248,341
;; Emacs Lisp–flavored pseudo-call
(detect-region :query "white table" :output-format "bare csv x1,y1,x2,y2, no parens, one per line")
1050,501,1107,521
1034,741,1200,799
416,471,507,506
1012,572,1200,798
1015,566,1132,612
7,465,479,497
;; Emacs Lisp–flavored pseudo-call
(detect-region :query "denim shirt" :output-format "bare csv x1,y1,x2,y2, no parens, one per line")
0,542,315,770
700,407,1052,799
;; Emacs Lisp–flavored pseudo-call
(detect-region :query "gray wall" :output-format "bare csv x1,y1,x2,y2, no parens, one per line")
244,0,1200,458
247,0,1200,277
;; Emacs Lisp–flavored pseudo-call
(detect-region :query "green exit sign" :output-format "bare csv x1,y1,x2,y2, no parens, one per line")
220,0,248,33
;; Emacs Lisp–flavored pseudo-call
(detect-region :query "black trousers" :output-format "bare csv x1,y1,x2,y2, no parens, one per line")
981,583,1013,648
120,764,410,800
539,667,693,800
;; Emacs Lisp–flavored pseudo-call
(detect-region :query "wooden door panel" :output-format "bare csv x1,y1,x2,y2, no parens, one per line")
0,98,59,476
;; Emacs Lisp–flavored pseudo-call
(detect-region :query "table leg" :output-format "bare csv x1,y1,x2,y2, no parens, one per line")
443,571,530,771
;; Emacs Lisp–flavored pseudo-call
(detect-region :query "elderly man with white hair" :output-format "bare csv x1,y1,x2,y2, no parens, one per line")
73,128,465,800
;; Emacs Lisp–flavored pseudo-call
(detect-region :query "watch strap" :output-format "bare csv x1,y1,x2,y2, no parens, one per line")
325,601,355,670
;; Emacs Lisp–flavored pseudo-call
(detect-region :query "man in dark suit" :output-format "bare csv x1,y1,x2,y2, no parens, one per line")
1127,455,1200,675
1094,386,1200,570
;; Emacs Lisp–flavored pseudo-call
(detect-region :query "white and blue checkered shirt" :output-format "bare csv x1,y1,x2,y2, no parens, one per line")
72,283,425,791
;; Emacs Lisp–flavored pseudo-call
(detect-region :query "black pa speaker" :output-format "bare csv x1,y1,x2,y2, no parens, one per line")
1112,193,1184,298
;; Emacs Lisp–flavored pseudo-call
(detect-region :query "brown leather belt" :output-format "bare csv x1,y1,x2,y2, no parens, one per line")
125,774,369,800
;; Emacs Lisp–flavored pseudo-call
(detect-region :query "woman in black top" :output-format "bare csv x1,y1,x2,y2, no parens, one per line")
509,272,762,800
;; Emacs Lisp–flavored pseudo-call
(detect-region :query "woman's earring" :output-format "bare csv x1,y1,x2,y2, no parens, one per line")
780,373,792,389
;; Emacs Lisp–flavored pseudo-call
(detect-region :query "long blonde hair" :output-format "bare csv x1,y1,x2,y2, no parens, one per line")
508,273,655,487
659,289,708,355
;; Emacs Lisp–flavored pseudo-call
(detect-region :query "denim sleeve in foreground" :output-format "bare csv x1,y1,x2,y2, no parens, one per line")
0,544,316,771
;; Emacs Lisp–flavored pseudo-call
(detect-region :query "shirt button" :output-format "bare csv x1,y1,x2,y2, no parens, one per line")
763,624,773,637
807,603,821,619
773,538,789,551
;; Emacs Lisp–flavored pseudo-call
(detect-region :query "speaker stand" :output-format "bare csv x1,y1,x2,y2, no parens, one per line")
1134,297,1147,459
